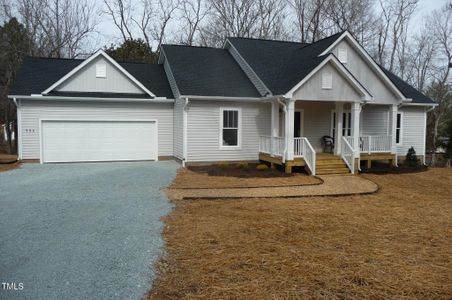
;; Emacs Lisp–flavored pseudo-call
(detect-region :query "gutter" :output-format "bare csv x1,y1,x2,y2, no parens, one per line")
7,95,174,103
180,95,282,102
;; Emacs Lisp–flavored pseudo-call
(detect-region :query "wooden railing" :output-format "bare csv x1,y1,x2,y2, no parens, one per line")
259,135,285,157
259,136,316,175
341,136,354,174
360,135,392,153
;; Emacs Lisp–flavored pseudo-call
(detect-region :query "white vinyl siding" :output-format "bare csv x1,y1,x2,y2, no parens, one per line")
19,100,173,160
329,39,400,104
397,106,426,158
186,100,270,162
292,63,361,101
360,105,390,136
56,56,144,94
295,102,335,152
173,98,184,159
338,48,347,63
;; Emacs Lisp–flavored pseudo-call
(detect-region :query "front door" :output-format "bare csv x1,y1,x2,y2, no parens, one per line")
294,111,303,137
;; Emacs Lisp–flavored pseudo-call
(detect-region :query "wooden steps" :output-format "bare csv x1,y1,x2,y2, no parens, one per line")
315,154,351,175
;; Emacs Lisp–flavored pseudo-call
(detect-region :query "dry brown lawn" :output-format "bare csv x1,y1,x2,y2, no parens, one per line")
171,168,321,189
149,168,452,300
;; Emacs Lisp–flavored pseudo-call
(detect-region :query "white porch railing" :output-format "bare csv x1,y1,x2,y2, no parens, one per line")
259,135,285,157
341,136,354,174
259,136,316,175
360,135,392,153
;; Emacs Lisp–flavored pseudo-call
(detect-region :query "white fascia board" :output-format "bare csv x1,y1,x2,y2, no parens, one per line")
284,54,372,101
319,31,407,101
224,39,273,96
181,95,265,102
41,50,156,98
399,102,438,107
8,95,173,103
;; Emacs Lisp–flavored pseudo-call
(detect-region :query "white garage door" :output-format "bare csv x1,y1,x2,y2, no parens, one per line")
41,120,158,163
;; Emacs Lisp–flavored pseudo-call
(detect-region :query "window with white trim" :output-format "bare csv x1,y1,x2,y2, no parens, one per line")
322,71,332,89
221,108,240,147
338,48,348,63
96,63,107,78
396,113,402,144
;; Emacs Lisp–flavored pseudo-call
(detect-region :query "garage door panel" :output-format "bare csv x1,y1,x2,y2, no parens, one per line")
42,121,157,163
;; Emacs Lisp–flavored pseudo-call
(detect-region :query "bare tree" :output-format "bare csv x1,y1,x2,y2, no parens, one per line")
6,0,98,58
256,0,287,40
178,0,208,45
288,0,328,43
103,0,134,43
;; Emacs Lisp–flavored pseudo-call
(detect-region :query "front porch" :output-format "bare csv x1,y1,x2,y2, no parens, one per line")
259,100,398,175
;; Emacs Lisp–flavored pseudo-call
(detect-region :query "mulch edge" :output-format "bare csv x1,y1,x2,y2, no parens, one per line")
169,175,324,190
181,181,380,200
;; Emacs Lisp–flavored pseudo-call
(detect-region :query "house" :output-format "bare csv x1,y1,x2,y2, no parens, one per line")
8,31,436,175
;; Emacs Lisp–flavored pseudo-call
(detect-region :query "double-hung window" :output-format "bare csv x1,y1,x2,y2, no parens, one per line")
396,113,402,144
220,108,240,148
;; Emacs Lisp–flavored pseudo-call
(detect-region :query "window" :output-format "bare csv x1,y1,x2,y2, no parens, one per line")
220,108,240,148
96,63,107,78
331,111,351,141
338,48,348,63
396,113,402,144
322,71,332,89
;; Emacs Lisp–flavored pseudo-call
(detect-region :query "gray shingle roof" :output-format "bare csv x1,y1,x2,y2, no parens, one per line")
9,57,174,98
382,68,435,104
160,45,260,97
227,32,344,95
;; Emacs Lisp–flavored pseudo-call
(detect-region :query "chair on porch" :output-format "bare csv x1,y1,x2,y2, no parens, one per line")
321,135,334,153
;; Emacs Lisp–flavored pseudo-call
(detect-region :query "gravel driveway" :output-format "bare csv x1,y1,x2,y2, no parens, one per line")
0,161,178,300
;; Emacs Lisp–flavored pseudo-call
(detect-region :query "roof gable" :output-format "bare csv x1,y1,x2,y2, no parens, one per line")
9,56,173,99
287,54,372,101
320,32,406,103
42,50,156,97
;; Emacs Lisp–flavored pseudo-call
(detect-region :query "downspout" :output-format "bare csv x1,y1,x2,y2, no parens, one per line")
12,98,21,160
277,98,287,163
182,97,189,167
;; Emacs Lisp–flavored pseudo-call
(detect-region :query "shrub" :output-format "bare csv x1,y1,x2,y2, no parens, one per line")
236,162,249,169
218,161,229,170
405,147,420,167
256,164,269,171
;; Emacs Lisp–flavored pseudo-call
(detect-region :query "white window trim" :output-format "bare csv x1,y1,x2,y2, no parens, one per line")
96,63,107,78
219,107,242,150
396,112,403,145
322,71,333,90
330,109,351,137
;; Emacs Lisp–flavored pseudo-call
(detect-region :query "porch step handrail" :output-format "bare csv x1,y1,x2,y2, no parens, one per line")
301,137,316,175
341,136,354,174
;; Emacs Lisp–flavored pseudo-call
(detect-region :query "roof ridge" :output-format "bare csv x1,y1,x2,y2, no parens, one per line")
227,36,304,45
296,31,345,50
161,44,221,50
24,56,85,61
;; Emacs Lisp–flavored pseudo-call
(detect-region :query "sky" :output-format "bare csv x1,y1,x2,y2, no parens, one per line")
90,0,450,52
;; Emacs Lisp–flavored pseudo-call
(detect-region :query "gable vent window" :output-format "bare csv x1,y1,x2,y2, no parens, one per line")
96,63,107,78
338,48,348,63
322,72,332,89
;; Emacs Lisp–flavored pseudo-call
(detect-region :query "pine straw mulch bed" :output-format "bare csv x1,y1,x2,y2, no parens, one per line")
148,168,452,300
171,167,322,189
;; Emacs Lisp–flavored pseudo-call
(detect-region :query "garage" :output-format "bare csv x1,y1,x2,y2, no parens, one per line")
41,120,158,163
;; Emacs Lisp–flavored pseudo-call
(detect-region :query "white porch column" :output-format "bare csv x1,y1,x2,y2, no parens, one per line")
334,102,344,155
286,99,295,161
351,102,361,158
391,104,397,154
